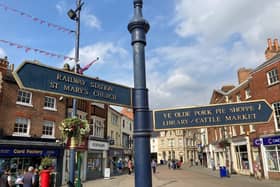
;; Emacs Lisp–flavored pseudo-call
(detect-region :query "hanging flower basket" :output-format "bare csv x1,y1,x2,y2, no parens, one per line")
59,118,90,140
40,156,53,170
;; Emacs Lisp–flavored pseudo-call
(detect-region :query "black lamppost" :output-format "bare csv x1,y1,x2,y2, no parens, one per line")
67,1,83,186
128,1,152,187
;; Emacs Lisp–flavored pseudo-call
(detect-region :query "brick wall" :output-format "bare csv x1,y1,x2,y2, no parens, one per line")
0,79,66,138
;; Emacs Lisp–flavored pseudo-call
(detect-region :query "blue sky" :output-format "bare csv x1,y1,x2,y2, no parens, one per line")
0,0,280,110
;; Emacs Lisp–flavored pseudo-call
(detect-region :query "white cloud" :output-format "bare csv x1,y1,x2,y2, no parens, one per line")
173,0,280,46
82,9,101,30
55,1,67,15
142,0,280,109
64,42,128,67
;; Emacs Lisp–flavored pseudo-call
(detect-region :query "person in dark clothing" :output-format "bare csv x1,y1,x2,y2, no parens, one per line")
32,169,40,187
23,166,34,187
0,168,12,187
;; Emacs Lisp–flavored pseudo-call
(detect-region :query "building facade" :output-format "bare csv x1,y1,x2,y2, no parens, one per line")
0,58,65,185
120,108,134,163
157,129,200,165
107,106,123,174
207,38,280,180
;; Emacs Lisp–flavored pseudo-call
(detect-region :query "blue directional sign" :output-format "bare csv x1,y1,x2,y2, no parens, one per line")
153,100,273,130
13,61,132,107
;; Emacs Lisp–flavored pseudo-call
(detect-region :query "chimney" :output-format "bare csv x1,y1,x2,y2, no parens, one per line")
274,39,279,51
0,56,9,76
237,68,252,84
268,38,272,50
265,38,280,60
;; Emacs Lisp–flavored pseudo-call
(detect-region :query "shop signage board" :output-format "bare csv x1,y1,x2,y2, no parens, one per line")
0,148,60,157
263,135,280,145
13,61,133,107
153,100,273,130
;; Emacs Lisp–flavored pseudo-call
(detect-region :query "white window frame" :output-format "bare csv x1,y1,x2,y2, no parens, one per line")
16,90,33,107
13,117,30,137
232,126,237,136
42,120,55,138
91,116,105,138
249,124,256,132
265,145,280,172
267,68,279,86
236,94,241,102
43,96,57,111
240,126,245,135
111,113,118,125
245,88,251,99
272,102,280,131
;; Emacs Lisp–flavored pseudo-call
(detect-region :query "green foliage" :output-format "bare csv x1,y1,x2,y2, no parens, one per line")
40,157,53,169
59,117,90,139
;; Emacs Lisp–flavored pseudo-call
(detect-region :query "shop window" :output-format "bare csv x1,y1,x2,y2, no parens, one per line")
13,117,30,136
42,120,55,138
16,90,33,106
267,68,279,86
43,96,56,111
235,144,249,170
272,102,280,131
265,145,280,171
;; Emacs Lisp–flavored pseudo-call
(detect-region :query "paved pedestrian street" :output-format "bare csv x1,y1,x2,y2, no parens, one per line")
66,165,279,187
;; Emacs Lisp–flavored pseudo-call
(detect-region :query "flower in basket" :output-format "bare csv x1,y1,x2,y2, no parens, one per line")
59,117,90,139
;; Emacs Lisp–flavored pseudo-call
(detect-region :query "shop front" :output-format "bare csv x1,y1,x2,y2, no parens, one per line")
87,140,109,180
108,148,124,175
0,140,63,185
260,135,280,180
231,137,252,175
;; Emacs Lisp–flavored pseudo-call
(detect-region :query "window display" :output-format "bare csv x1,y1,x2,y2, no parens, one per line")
265,145,280,171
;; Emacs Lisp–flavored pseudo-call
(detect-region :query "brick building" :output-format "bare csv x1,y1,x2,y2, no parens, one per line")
206,39,280,180
0,57,65,184
0,57,112,185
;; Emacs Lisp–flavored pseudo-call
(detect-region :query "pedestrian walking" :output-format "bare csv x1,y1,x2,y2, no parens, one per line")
211,158,215,171
190,158,193,167
15,172,24,187
117,159,123,174
253,162,262,180
151,160,157,174
22,166,34,187
167,160,171,169
128,159,133,175
32,169,40,187
0,168,12,187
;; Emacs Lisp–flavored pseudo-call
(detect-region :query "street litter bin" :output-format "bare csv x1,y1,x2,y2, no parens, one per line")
219,166,227,177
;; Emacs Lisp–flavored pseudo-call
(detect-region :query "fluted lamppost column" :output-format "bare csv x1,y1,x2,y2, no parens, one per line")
128,1,151,187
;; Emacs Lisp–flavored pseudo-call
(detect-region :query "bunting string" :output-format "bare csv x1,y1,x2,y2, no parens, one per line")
0,39,75,61
0,3,75,34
